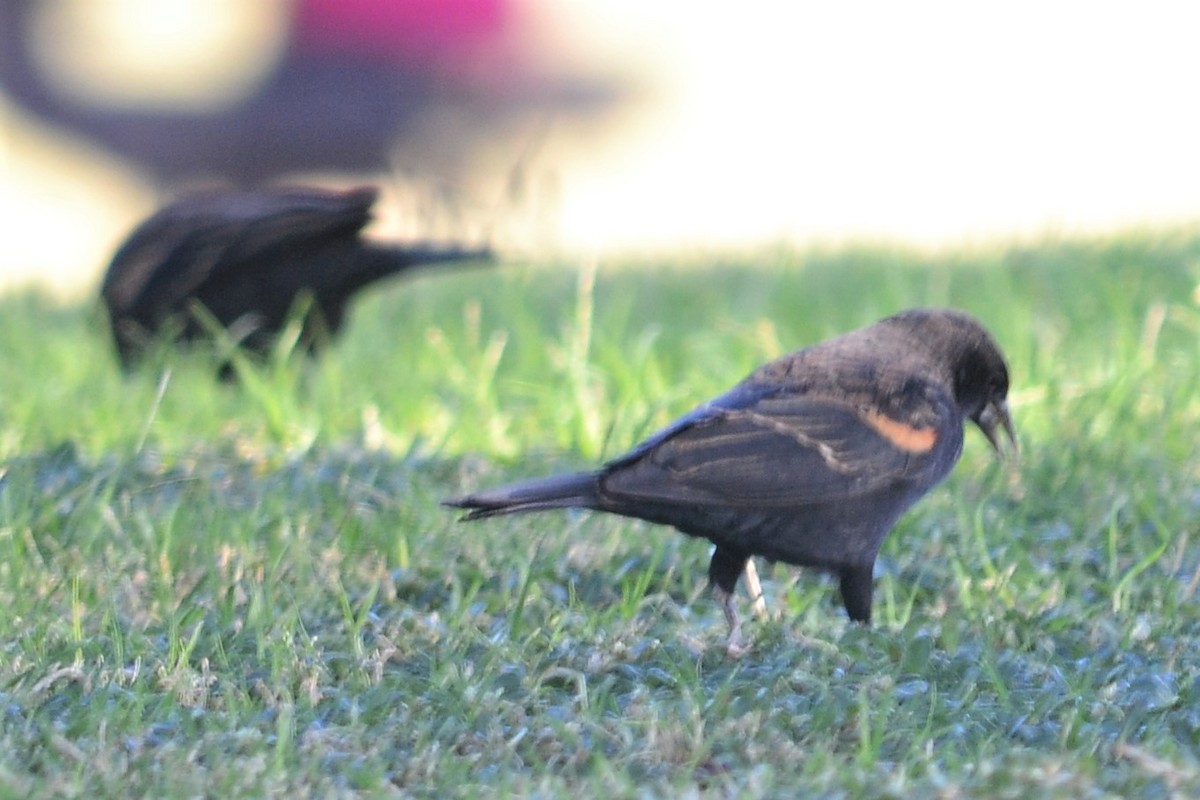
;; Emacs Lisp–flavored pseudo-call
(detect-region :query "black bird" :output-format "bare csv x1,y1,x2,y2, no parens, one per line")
445,308,1016,647
101,185,492,368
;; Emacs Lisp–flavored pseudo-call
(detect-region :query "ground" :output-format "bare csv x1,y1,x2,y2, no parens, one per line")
0,235,1198,796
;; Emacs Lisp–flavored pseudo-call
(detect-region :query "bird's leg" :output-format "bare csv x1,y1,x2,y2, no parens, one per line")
839,565,875,624
709,546,752,655
712,584,748,656
743,558,768,621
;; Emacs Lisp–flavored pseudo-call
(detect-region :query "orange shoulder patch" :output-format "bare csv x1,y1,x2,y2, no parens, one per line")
862,409,938,454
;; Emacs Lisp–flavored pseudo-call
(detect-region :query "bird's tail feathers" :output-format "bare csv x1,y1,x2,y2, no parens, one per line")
443,472,598,520
363,243,494,279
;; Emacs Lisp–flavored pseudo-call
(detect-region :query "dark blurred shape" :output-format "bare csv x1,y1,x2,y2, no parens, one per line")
0,0,619,185
102,184,493,369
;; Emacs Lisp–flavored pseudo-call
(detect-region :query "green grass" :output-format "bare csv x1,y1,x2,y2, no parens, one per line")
2,230,1200,796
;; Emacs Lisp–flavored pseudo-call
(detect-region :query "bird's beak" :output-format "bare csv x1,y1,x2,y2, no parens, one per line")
977,399,1017,455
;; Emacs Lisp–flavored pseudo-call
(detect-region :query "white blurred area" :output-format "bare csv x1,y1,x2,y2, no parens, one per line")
4,0,1200,298
547,1,1200,250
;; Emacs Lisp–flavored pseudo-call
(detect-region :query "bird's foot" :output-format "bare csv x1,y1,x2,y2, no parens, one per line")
715,586,752,658
725,629,752,658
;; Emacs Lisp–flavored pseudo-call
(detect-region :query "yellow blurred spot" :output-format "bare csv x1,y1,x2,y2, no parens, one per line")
31,0,286,108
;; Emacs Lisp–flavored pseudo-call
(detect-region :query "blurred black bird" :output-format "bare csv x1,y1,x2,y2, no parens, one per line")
101,185,492,369
445,308,1016,648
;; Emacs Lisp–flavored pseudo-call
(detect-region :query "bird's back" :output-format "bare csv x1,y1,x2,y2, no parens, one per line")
585,316,974,570
102,187,376,319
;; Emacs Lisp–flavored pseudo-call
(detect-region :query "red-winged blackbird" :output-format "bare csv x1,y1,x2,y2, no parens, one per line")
445,308,1016,646
101,185,492,369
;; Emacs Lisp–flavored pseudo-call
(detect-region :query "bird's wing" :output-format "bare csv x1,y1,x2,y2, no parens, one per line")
102,187,377,318
599,385,960,508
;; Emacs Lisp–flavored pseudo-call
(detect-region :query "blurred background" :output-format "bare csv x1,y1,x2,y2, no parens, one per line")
3,0,1200,298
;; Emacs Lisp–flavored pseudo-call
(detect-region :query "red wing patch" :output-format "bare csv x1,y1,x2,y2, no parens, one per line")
862,409,938,454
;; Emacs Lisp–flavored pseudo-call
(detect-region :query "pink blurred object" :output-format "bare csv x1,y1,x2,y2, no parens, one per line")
294,0,508,62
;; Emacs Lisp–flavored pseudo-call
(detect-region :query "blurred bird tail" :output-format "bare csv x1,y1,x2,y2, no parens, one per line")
362,243,494,281
443,472,598,520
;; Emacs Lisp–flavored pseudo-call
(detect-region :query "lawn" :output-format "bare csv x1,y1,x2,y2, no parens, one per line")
1,231,1199,797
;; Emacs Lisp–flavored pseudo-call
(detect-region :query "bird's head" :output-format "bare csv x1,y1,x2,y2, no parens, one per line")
891,307,1018,455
